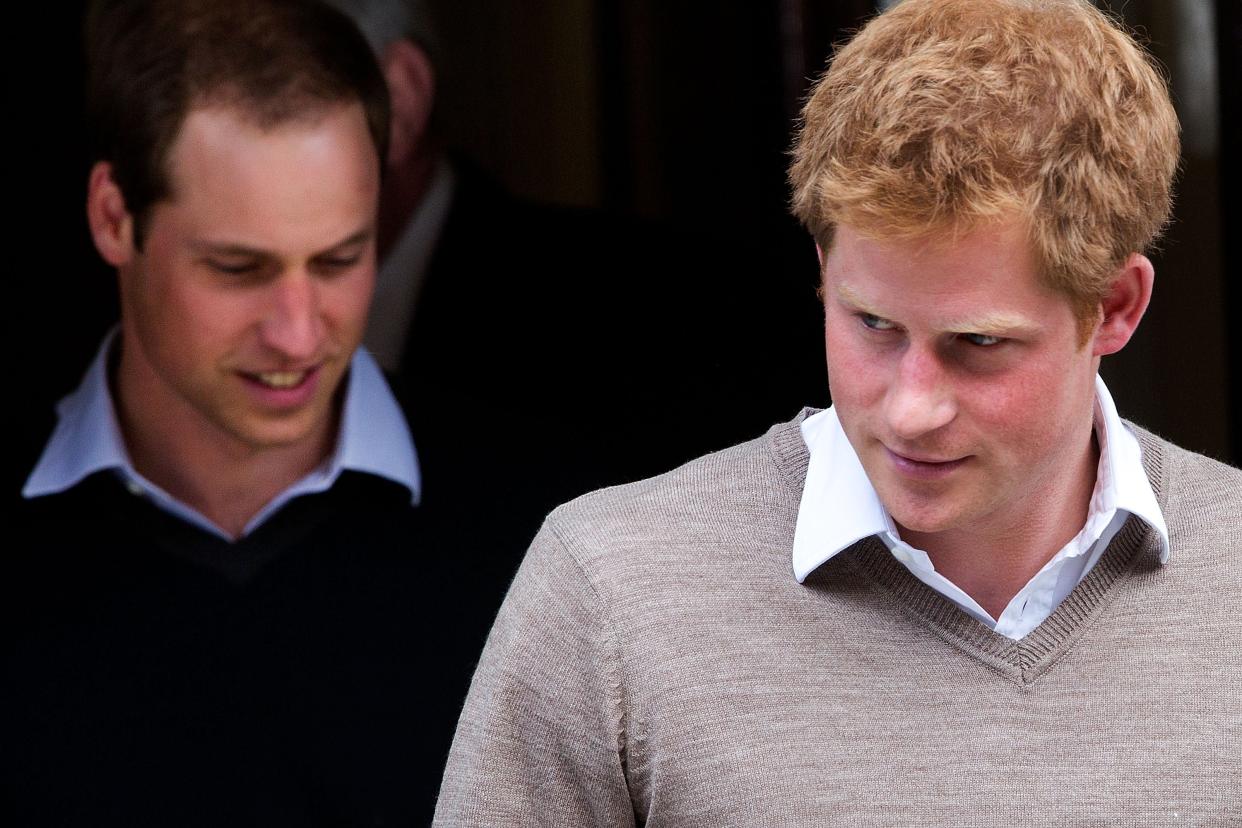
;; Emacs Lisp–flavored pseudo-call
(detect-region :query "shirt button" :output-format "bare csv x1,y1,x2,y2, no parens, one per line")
125,479,145,497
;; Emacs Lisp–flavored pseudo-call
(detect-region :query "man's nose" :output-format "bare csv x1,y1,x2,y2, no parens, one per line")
884,346,957,440
260,273,323,361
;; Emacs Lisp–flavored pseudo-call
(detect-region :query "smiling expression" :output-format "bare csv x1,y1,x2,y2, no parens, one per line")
114,103,380,458
821,221,1101,545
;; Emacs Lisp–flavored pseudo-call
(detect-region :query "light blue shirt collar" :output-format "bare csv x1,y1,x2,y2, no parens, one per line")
23,329,420,541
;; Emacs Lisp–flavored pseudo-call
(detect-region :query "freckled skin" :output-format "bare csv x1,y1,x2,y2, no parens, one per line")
821,222,1100,561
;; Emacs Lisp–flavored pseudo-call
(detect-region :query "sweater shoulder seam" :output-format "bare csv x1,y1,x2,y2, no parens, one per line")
541,516,639,785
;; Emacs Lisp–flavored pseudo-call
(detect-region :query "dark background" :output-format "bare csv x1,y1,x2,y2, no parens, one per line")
10,0,1240,468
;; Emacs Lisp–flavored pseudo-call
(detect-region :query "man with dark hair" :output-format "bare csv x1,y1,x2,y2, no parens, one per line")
434,0,1241,824
7,1,469,823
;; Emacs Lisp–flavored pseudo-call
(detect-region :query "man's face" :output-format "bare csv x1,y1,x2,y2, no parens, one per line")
821,221,1100,542
115,103,379,456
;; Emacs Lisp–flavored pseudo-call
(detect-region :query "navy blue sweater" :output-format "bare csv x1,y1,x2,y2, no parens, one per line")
5,469,498,827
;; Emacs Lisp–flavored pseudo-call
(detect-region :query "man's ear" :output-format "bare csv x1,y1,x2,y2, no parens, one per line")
381,38,436,168
87,161,135,267
1091,252,1154,357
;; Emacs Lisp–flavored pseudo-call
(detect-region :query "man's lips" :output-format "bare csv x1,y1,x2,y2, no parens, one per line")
884,446,970,479
241,367,317,390
236,364,324,407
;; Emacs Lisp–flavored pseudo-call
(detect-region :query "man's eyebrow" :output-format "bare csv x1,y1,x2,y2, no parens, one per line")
187,240,270,258
834,283,881,315
315,228,373,254
939,311,1041,337
835,282,1041,336
187,228,374,259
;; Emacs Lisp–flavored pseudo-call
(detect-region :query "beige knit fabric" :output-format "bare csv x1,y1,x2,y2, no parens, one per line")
435,412,1242,826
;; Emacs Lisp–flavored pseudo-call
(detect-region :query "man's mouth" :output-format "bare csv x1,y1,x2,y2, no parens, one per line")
884,446,969,478
240,365,320,392
253,370,309,389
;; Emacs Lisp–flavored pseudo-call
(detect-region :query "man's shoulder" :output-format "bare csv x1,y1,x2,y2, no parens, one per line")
1130,421,1242,496
1129,422,1242,551
536,412,813,578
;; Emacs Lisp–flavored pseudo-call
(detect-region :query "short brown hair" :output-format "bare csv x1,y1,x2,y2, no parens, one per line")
789,0,1180,334
86,0,390,248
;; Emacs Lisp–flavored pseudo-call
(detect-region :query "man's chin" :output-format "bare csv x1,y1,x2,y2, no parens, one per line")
876,486,969,537
222,409,329,454
891,513,958,537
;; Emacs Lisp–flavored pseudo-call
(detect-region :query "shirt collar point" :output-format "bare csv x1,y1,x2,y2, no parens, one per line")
334,349,422,498
792,548,839,583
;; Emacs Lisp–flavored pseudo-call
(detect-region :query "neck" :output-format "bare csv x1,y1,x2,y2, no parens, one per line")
901,427,1100,620
378,146,440,260
113,338,338,540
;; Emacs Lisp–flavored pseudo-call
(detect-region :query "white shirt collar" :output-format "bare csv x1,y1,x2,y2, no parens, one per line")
364,157,456,372
1091,376,1168,561
792,375,1170,585
23,329,421,541
791,406,894,582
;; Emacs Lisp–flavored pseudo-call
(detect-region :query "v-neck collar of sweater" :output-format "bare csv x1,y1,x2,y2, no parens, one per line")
49,468,414,587
768,409,1170,685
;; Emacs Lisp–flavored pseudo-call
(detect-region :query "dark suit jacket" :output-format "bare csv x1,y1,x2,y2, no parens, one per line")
401,167,821,487
389,163,826,615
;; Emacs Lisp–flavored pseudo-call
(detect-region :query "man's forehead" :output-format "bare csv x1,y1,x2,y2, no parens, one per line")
163,101,373,186
823,217,1060,337
146,101,379,259
826,217,1041,274
162,101,375,185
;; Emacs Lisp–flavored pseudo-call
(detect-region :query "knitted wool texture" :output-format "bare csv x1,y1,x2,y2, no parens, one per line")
435,413,1242,827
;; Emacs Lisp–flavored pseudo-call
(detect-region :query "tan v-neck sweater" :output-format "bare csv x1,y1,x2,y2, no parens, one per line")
435,412,1242,826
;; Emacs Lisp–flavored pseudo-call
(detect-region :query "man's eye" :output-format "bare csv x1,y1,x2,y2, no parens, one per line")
961,332,1003,347
208,260,260,276
314,255,362,273
859,313,896,331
